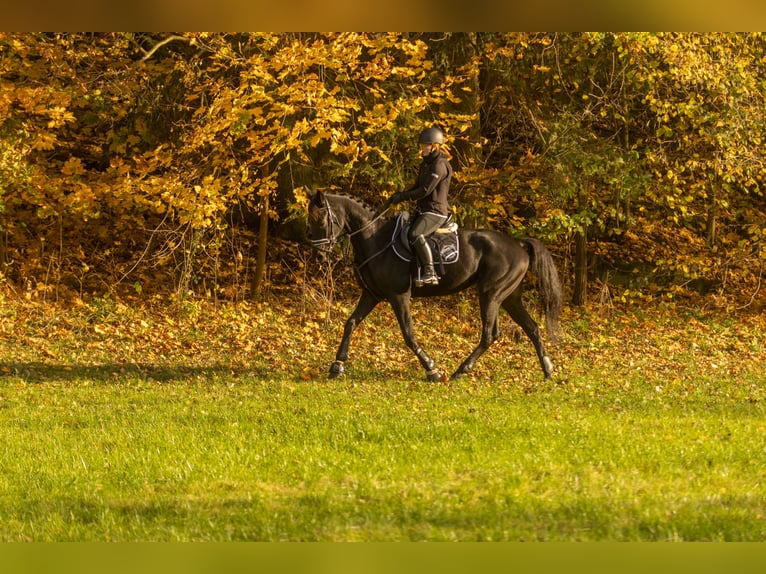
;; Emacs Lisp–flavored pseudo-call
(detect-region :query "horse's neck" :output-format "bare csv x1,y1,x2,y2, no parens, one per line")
335,196,376,234
333,196,394,264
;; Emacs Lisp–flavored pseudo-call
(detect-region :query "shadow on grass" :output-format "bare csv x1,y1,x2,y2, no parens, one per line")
0,361,273,384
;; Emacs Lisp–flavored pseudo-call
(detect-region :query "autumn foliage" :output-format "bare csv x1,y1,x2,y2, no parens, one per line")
1,33,765,310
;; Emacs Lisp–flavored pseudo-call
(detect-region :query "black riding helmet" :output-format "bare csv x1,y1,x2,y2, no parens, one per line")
418,127,444,145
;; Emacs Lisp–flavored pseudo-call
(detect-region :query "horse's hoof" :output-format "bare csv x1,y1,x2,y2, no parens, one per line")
426,369,444,383
450,371,466,381
329,361,345,378
542,356,555,378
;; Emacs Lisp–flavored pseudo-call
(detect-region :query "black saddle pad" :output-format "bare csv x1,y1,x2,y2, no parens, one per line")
392,213,459,265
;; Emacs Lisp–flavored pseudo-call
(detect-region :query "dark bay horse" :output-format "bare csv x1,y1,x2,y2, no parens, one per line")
307,189,563,382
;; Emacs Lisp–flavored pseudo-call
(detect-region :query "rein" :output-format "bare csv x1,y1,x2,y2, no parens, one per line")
355,236,396,270
349,205,392,239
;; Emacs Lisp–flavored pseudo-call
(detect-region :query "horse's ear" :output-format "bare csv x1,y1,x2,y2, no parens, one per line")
308,187,325,207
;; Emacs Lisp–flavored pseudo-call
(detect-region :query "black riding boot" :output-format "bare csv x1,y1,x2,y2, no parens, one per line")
411,235,439,287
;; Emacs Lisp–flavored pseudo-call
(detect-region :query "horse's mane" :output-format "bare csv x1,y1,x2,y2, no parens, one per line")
328,192,381,217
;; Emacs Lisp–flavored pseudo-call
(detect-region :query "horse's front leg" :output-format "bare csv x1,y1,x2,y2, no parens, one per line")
330,291,379,378
390,295,443,382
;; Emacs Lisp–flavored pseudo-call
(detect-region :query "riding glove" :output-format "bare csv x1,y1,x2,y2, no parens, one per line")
390,191,408,204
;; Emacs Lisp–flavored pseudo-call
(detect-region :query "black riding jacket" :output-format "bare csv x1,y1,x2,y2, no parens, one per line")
402,149,452,216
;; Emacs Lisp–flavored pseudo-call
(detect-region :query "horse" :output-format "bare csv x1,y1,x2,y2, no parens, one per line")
306,188,563,382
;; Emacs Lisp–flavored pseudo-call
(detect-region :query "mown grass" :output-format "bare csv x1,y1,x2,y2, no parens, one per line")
0,293,764,541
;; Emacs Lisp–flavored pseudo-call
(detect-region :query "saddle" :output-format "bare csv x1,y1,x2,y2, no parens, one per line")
391,212,460,279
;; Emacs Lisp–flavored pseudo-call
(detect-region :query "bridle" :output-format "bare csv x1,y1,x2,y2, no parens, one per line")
310,195,392,254
310,196,343,253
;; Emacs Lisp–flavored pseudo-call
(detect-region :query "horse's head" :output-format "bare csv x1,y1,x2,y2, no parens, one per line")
306,187,342,258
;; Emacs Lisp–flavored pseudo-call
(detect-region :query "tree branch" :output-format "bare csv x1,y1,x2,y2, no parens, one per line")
139,35,188,62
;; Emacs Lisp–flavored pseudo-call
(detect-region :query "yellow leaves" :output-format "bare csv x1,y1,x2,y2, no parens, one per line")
330,139,359,159
62,157,85,177
374,147,392,164
181,177,226,228
46,106,75,129
396,37,429,68
315,103,354,125
31,132,58,151
9,87,43,114
360,103,399,134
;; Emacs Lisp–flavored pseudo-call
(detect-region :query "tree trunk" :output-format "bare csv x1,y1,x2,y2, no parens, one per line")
572,181,590,306
706,180,718,246
572,226,588,306
706,204,717,246
251,168,271,297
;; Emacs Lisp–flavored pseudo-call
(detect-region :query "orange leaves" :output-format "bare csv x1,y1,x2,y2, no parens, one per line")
31,132,58,151
2,31,761,313
186,178,226,229
45,106,75,129
62,157,86,177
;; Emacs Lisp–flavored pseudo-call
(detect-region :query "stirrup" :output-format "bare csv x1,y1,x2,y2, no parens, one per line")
415,270,439,287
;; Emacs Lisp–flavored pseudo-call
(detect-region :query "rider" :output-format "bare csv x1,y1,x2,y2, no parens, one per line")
390,126,453,286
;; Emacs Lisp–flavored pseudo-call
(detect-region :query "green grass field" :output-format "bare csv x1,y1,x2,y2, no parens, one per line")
1,293,764,541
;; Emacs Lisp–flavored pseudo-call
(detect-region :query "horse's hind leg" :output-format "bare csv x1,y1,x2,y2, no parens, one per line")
451,294,501,379
330,291,379,377
502,292,555,379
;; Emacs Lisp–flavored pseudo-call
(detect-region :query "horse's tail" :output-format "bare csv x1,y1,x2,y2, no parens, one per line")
521,238,563,342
